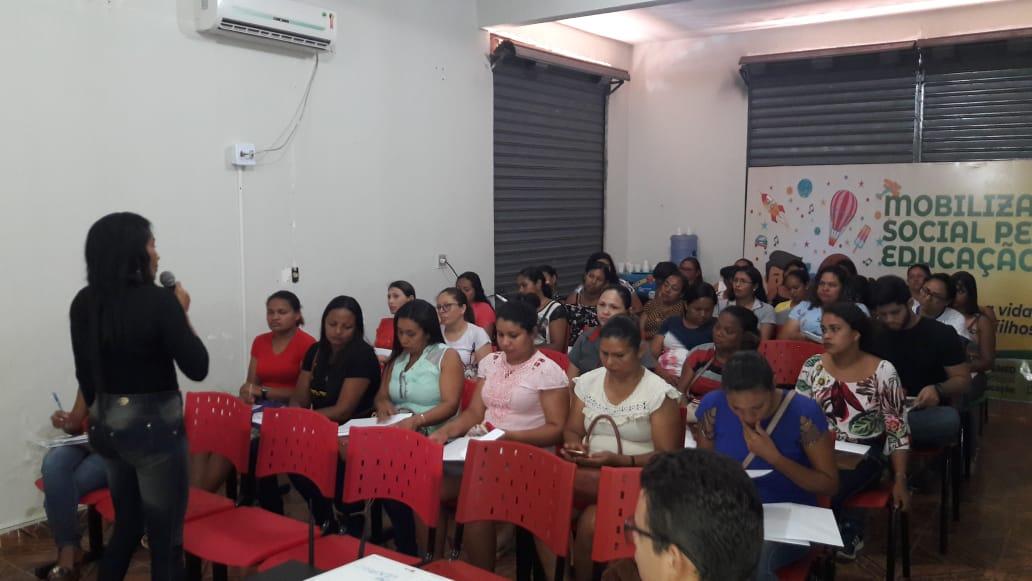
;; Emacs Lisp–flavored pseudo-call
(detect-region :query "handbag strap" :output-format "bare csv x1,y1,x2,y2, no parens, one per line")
684,357,716,394
742,390,797,470
584,414,623,456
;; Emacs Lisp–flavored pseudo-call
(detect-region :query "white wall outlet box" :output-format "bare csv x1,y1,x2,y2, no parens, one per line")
232,143,256,166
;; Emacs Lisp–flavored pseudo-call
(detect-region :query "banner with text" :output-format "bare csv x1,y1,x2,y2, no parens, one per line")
744,161,1031,398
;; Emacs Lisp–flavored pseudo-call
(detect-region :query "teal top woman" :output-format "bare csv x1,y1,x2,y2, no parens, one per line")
374,299,463,433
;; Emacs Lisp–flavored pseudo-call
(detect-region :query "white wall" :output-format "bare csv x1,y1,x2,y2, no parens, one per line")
0,0,491,530
477,0,677,27
607,1,1032,282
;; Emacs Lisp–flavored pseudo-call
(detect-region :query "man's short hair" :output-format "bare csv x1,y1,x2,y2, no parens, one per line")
907,263,931,278
869,275,912,309
641,449,763,581
926,273,956,301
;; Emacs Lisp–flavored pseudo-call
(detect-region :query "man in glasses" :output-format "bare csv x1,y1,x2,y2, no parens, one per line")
608,449,763,581
869,275,970,448
918,273,971,341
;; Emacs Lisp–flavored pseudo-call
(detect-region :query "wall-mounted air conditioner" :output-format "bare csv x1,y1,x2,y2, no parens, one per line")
196,0,336,53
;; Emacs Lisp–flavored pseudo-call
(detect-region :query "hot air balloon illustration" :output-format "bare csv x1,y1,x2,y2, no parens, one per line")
828,189,857,246
853,224,872,251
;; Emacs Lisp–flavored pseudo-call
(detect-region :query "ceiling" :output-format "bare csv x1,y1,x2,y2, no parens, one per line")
559,0,1012,44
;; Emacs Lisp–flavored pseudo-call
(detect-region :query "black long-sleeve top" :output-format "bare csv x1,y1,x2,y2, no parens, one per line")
70,284,209,404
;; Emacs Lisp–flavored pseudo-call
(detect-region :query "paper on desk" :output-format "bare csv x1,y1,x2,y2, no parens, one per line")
763,503,843,547
443,428,506,462
308,554,449,580
338,413,413,437
34,434,89,449
746,469,772,479
252,411,263,425
834,440,870,456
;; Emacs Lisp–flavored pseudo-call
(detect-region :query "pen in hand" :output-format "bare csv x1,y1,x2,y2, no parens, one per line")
52,392,64,411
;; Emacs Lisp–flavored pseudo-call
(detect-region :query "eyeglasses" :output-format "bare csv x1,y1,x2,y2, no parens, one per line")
623,519,695,562
919,287,948,302
436,303,459,313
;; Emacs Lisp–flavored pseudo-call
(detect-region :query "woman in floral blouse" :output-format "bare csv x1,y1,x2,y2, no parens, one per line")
795,302,911,560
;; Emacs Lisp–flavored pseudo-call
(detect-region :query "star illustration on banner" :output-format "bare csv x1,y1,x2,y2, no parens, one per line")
859,181,864,187
876,238,884,247
804,241,810,248
761,222,768,230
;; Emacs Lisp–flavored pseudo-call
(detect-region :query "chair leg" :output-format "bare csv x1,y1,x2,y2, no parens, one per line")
951,445,962,523
185,554,202,581
886,507,896,581
213,563,229,581
939,452,949,555
86,506,104,559
225,468,238,502
515,527,533,581
901,510,911,579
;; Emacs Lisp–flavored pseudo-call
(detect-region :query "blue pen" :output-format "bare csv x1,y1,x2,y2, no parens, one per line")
52,392,64,412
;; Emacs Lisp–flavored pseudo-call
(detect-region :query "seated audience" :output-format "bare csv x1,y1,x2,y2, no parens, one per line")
565,261,613,346
714,258,753,309
574,252,644,313
429,300,569,575
291,295,382,530
541,264,563,301
697,351,837,581
568,285,656,379
677,256,705,290
764,251,802,307
637,262,678,302
951,271,996,466
516,266,570,352
678,306,760,410
773,269,809,327
779,265,867,342
651,283,717,386
906,263,931,313
919,273,970,340
41,390,107,581
560,316,683,581
374,298,463,556
437,288,492,379
618,449,764,581
640,272,688,340
195,291,314,499
795,302,910,560
868,276,970,449
374,281,416,356
456,271,496,339
722,265,776,341
818,254,858,278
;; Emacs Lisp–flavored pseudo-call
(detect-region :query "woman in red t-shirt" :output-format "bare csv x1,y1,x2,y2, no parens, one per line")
190,291,314,492
374,281,415,361
456,271,496,339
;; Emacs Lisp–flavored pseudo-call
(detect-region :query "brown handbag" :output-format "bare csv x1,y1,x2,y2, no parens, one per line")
573,414,624,501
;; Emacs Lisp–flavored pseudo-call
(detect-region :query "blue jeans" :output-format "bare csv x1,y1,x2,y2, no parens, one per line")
908,406,961,449
41,445,108,548
89,391,189,581
756,541,809,581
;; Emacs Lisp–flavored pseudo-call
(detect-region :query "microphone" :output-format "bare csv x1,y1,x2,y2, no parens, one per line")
159,271,177,289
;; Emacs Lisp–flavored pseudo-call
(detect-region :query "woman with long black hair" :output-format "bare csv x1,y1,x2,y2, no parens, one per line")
70,212,208,580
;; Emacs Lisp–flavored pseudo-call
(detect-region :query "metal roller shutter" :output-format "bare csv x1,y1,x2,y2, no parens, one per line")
493,56,610,296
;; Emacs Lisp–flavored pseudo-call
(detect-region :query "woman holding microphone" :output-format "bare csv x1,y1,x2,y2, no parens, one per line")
69,212,208,581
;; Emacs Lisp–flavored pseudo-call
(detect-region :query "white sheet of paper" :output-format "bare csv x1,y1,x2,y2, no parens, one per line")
684,429,697,449
252,411,263,425
338,413,413,437
374,347,393,359
763,503,843,547
309,554,449,580
834,441,871,456
34,434,89,449
746,469,772,479
443,428,506,462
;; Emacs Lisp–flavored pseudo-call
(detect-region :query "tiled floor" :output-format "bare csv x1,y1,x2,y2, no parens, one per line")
2,401,1029,580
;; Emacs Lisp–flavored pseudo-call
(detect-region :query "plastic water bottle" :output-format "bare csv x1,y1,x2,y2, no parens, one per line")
670,228,698,264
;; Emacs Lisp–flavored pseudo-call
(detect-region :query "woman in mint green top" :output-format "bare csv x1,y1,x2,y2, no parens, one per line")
374,299,463,433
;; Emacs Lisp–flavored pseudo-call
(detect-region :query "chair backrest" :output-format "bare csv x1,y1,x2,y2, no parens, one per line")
184,391,253,474
759,340,824,386
459,379,478,412
592,467,642,563
256,407,339,498
456,440,576,558
343,427,444,527
539,348,570,372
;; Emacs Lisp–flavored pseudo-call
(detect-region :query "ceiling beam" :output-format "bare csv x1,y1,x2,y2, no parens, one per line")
476,0,682,28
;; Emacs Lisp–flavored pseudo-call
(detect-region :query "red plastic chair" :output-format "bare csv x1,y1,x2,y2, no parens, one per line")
257,426,443,571
423,440,576,581
459,379,478,412
591,467,642,565
183,408,338,578
183,391,252,516
539,347,570,372
759,340,824,386
844,484,910,580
